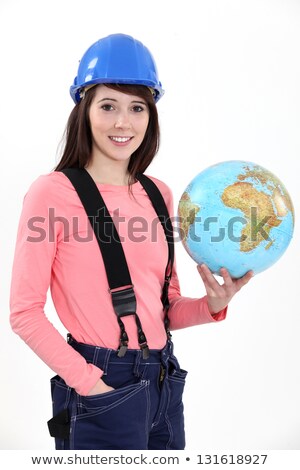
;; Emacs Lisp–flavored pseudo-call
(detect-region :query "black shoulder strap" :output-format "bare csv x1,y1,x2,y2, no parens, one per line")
136,173,174,277
59,168,173,355
136,173,174,319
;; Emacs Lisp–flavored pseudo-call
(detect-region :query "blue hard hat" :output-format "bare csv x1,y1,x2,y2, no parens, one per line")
70,33,164,104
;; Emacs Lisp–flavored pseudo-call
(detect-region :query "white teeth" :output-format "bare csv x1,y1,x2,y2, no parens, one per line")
110,136,131,143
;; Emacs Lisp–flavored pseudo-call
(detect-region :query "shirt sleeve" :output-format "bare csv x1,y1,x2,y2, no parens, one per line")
168,265,228,330
9,175,102,395
160,180,228,330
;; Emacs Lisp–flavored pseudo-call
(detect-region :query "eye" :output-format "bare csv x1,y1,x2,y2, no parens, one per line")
101,104,114,111
131,105,145,113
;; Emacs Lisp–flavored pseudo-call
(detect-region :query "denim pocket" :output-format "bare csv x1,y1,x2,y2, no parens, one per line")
51,375,72,410
167,355,188,382
167,358,188,415
70,380,150,450
168,367,188,383
77,380,148,414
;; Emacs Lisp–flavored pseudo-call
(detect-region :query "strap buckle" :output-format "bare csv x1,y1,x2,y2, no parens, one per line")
140,342,150,360
110,285,136,318
117,342,128,358
117,324,129,358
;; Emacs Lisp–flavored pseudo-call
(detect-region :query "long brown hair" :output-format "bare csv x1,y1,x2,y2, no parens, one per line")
53,84,160,181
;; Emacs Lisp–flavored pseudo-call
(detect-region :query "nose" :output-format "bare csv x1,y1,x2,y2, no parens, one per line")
114,111,131,130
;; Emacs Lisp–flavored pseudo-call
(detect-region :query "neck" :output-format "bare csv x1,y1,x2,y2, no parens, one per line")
85,159,131,186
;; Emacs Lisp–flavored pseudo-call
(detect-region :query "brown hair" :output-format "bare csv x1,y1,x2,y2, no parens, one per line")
53,84,160,181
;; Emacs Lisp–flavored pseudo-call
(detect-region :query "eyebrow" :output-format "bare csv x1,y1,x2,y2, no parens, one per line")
97,97,147,105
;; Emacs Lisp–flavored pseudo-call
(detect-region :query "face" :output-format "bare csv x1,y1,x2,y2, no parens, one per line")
88,85,150,166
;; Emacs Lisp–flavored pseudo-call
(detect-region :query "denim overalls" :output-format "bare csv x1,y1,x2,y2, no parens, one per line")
50,335,187,450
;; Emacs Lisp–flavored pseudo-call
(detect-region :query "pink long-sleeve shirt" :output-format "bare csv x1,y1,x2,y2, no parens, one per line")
9,171,227,395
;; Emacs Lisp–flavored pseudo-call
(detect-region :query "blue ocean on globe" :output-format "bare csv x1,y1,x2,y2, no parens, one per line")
177,160,295,278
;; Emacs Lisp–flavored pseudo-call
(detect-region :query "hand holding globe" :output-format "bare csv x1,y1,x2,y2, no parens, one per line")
197,263,253,314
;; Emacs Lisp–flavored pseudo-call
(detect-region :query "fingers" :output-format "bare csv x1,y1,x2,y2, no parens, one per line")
197,264,223,294
197,264,253,314
197,264,210,288
199,264,232,287
219,267,234,287
220,267,254,292
235,270,254,290
198,264,253,293
197,264,215,285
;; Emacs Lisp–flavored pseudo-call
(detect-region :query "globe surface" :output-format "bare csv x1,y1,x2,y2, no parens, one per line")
177,160,294,278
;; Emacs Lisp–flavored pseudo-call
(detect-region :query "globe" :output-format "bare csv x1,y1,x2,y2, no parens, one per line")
177,160,295,278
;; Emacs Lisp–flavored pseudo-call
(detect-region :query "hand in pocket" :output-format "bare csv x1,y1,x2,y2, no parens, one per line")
86,378,115,396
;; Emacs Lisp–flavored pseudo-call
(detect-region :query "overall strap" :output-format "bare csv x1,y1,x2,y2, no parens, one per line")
136,173,174,338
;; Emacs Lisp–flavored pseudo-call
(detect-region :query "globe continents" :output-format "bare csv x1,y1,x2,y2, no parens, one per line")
177,160,294,278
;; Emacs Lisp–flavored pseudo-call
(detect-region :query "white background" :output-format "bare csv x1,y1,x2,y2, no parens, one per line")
0,0,299,451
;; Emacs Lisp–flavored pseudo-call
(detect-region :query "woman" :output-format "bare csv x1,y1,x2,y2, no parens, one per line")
9,33,252,450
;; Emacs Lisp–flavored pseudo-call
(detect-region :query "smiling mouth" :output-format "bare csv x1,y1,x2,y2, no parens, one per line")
109,136,133,143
